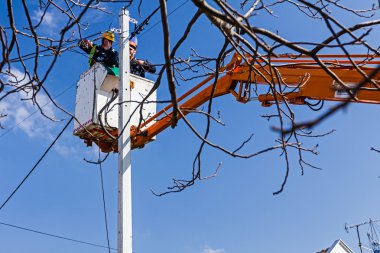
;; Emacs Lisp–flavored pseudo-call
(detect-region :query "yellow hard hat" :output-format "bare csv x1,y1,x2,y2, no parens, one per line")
102,31,115,42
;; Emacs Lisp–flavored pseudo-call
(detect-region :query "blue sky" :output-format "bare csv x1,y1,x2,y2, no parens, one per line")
1,1,380,253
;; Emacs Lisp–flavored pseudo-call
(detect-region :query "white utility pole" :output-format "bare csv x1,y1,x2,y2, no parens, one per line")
118,7,132,253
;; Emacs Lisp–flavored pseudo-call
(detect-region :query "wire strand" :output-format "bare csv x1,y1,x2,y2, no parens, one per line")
139,0,190,38
0,117,73,211
8,31,102,63
0,83,76,140
0,221,117,250
98,149,111,253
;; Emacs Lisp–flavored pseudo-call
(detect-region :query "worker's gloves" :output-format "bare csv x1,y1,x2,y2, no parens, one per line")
78,39,93,49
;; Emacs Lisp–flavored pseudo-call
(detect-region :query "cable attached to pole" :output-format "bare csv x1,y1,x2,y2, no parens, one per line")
138,0,190,38
130,5,161,39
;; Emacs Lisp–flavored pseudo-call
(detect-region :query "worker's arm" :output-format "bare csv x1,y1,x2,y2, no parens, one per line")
78,40,94,54
137,59,156,73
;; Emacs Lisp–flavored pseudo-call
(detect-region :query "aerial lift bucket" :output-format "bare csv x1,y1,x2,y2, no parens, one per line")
73,63,157,152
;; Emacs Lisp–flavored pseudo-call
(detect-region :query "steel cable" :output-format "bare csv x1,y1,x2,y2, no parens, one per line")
0,221,116,250
0,117,73,211
98,149,111,253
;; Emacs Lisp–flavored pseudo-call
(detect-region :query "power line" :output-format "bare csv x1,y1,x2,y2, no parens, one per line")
129,4,161,39
0,83,76,140
0,221,117,251
9,31,102,63
98,149,112,253
138,0,190,38
0,117,73,211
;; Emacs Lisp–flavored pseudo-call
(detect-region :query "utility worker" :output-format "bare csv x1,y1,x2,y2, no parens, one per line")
79,31,119,69
129,37,156,78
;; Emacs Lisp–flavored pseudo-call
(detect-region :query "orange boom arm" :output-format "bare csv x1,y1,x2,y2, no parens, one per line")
131,54,380,149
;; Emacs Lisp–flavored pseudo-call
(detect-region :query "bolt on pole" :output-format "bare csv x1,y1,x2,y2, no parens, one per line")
118,7,132,253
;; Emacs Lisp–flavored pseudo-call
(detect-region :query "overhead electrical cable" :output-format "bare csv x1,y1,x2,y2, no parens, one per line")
129,3,162,39
98,149,112,253
8,31,102,63
0,117,73,211
0,83,76,140
0,221,117,250
136,0,190,38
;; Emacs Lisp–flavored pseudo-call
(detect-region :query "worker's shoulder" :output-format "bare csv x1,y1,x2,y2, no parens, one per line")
90,44,99,51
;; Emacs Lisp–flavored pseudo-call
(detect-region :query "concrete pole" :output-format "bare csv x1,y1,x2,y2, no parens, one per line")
118,7,132,253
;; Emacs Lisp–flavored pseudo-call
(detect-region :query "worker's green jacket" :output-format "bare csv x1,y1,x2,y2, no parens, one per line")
79,40,119,68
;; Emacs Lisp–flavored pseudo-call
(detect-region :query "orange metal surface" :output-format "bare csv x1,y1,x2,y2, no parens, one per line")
131,75,236,149
231,64,380,105
130,54,379,150
74,123,118,153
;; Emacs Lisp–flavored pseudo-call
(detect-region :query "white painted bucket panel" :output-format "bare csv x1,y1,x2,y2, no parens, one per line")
74,63,157,141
